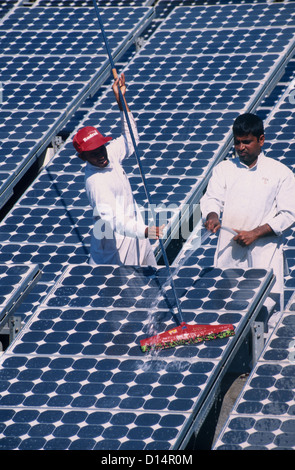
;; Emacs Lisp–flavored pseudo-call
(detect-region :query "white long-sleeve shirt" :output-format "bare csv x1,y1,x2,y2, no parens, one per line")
85,111,156,266
200,152,295,299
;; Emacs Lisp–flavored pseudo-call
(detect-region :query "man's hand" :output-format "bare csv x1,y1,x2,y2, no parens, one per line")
145,224,165,239
233,224,274,247
204,212,221,233
112,72,129,112
233,230,258,246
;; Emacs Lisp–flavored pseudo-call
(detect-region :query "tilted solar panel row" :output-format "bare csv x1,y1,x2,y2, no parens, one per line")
214,306,295,450
1,2,295,325
0,2,294,450
35,0,152,6
209,80,295,450
0,263,275,449
0,4,154,208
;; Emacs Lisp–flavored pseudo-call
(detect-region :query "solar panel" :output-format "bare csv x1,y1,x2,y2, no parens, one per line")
162,3,295,29
0,264,274,449
0,5,154,208
213,310,295,450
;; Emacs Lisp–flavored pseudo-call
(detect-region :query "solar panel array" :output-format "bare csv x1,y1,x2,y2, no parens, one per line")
0,2,293,324
0,4,154,208
214,306,295,450
154,0,270,20
0,264,274,449
0,1,295,451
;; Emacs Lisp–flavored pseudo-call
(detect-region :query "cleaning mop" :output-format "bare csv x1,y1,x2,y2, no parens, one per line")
92,1,235,352
140,227,236,352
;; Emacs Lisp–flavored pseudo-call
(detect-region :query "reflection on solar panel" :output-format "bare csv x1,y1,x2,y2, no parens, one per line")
214,309,295,450
0,5,154,207
0,264,41,340
0,264,274,449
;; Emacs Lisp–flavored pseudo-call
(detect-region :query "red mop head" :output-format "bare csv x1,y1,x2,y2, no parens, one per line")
140,322,235,353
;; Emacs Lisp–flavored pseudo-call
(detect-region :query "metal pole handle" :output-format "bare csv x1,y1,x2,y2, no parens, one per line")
92,1,184,323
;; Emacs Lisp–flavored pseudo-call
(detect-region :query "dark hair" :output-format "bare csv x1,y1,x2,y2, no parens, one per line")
233,113,264,139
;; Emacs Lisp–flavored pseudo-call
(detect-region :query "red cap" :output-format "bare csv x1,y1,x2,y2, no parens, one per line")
73,126,112,153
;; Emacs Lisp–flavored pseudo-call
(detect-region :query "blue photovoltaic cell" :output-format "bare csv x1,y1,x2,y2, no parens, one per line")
40,265,272,324
0,243,89,282
0,5,153,207
0,264,273,449
6,264,272,361
0,30,127,57
0,110,63,167
214,414,295,450
0,204,92,244
214,312,295,450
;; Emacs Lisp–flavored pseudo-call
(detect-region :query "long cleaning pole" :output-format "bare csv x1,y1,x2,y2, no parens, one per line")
92,1,184,325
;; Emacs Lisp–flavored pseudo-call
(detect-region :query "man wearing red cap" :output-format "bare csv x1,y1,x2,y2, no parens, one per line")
73,73,163,266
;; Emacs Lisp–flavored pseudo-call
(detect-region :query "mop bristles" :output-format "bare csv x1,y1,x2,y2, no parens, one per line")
140,322,235,353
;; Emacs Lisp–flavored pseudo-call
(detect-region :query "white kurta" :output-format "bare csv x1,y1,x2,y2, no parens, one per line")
200,153,295,302
85,112,156,266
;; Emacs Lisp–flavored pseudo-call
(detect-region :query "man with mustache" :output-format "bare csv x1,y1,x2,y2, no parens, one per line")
200,113,295,331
